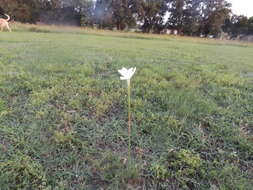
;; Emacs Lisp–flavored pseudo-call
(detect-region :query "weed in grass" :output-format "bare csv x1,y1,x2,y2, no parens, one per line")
118,67,136,160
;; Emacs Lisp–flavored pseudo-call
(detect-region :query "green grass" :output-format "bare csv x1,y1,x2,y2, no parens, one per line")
0,24,253,189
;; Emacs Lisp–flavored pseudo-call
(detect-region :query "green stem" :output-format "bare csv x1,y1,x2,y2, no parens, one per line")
127,79,131,160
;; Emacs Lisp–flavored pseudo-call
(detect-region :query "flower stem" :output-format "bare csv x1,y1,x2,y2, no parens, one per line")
127,79,131,160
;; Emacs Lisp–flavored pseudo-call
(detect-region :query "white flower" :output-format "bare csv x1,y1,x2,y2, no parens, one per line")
118,67,136,81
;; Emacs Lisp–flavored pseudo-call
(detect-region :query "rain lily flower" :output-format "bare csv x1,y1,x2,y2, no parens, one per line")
118,67,136,86
118,67,136,159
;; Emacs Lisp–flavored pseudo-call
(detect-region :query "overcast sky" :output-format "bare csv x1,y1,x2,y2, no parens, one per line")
228,0,253,17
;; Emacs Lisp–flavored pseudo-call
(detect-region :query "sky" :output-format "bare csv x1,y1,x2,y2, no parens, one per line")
228,0,253,17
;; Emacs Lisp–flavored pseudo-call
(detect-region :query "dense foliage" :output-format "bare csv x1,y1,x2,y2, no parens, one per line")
0,0,252,37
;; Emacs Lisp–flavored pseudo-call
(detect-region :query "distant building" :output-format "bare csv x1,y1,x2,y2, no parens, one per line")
207,35,214,38
160,29,179,35
173,30,178,35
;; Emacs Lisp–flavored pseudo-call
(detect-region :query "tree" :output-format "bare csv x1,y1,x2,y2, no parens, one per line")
248,17,253,34
167,0,184,33
199,0,231,36
167,0,204,35
36,0,94,26
181,0,203,35
0,0,40,23
231,15,251,36
111,0,137,30
94,0,114,28
137,0,168,33
93,0,138,30
166,0,232,36
70,0,94,26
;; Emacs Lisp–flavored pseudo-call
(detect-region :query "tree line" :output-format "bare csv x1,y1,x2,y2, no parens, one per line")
0,0,253,37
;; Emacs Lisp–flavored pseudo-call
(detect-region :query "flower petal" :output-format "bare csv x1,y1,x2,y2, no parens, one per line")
128,67,136,79
120,76,128,80
118,67,136,80
118,67,128,76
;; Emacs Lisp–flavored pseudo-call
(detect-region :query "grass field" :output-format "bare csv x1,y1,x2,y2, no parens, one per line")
0,24,253,189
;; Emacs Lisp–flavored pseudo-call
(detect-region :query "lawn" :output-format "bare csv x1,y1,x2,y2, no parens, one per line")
0,25,253,189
